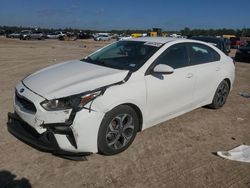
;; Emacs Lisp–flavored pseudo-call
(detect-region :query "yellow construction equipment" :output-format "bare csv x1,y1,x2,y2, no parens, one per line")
131,33,142,38
149,32,157,37
223,35,236,39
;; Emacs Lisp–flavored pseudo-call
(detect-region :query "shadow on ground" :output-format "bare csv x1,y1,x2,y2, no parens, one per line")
0,170,31,188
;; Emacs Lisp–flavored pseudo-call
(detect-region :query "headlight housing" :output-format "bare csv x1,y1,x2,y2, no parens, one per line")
40,98,71,111
40,90,103,111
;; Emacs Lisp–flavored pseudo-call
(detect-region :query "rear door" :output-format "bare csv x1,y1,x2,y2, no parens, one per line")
145,43,196,126
187,43,222,105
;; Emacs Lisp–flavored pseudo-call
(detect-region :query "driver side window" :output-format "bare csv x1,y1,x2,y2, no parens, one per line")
154,44,189,69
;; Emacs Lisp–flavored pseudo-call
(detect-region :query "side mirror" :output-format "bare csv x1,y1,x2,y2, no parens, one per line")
152,64,174,74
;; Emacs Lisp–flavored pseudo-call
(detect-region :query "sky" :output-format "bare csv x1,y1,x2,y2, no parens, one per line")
0,0,249,30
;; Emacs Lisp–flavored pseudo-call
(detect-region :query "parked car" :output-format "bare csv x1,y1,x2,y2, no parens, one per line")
94,34,112,41
77,32,92,39
224,38,231,53
235,41,250,62
8,37,235,158
0,30,5,35
190,36,229,54
19,30,32,40
30,31,46,40
117,35,132,41
47,31,65,39
58,32,77,41
7,32,21,38
230,37,246,49
20,30,46,40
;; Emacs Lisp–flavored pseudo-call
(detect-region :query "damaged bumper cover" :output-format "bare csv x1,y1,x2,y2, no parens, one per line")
7,112,92,159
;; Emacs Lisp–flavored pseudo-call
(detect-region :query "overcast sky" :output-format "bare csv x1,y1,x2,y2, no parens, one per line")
0,0,249,30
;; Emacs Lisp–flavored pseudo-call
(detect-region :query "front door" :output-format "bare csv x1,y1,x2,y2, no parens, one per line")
145,43,196,127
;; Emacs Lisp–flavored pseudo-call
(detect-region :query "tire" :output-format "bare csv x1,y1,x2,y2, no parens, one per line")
98,105,139,155
209,80,230,109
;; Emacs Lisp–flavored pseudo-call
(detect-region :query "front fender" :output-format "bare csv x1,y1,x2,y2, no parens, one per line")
90,76,147,119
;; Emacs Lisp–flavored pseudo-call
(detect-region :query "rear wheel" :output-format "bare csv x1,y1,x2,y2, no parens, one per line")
209,80,230,109
98,105,139,155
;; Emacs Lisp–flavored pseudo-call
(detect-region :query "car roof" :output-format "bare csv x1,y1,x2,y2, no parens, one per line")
125,37,184,44
125,36,224,48
124,37,225,55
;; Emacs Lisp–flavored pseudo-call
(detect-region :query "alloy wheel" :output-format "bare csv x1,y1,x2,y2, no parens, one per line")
216,82,229,107
105,114,135,150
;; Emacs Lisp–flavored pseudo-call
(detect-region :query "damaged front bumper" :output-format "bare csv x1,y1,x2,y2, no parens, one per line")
9,81,104,158
7,112,92,160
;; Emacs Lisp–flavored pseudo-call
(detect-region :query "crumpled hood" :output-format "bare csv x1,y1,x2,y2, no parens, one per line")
23,60,129,99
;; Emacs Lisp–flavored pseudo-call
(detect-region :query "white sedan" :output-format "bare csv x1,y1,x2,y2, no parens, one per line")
94,34,112,41
8,37,235,158
47,31,65,39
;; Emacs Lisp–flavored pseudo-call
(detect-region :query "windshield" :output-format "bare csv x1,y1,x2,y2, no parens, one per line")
82,41,162,71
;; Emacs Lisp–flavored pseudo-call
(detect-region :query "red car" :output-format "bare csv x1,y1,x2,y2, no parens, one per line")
230,37,246,48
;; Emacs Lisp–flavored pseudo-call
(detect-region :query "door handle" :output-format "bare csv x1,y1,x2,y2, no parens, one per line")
185,73,193,78
216,67,221,71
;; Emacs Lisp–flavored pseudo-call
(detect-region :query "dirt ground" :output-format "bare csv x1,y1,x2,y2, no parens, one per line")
0,37,249,188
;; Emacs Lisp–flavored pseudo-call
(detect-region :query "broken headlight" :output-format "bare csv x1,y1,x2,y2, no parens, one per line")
40,98,71,111
41,90,103,111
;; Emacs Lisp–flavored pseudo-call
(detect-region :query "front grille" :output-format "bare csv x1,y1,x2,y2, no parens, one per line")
15,91,37,113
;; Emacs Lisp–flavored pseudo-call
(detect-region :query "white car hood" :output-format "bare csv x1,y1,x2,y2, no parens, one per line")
23,60,129,99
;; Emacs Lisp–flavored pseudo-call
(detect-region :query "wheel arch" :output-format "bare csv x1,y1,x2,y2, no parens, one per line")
92,96,145,132
121,103,143,132
224,78,231,91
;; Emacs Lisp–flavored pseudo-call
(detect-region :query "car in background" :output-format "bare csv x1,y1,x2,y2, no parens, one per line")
77,32,92,39
47,31,65,39
58,32,77,41
30,31,46,40
8,37,235,158
19,30,32,40
235,41,250,62
190,36,229,54
230,37,246,49
7,32,21,38
94,34,112,41
117,35,132,41
20,30,46,40
224,38,231,53
0,30,5,35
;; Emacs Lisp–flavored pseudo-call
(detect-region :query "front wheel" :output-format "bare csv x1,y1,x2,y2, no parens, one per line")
209,80,230,109
98,105,139,155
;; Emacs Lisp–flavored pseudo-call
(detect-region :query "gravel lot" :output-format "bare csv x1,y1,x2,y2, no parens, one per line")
0,37,249,188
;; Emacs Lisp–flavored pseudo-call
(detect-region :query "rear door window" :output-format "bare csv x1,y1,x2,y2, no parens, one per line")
188,43,220,65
